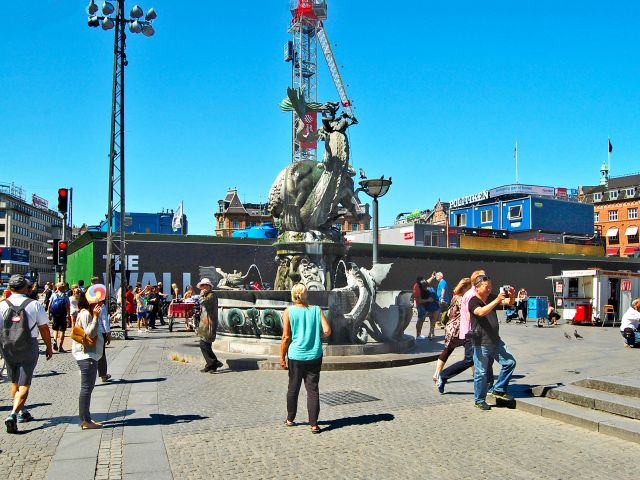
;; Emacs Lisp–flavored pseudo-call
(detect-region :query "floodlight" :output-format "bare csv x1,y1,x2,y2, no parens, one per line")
87,0,99,15
141,24,155,37
129,20,142,33
102,17,115,30
130,5,143,18
102,1,115,15
145,8,157,21
88,15,100,27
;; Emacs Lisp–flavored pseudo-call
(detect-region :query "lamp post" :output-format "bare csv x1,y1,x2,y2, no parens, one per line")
358,176,392,265
87,1,157,335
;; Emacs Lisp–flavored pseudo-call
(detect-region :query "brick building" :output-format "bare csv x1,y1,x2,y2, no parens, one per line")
580,168,640,258
215,188,371,237
215,189,271,237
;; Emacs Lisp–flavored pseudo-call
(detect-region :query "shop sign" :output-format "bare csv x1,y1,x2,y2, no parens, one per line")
450,190,490,208
32,194,49,209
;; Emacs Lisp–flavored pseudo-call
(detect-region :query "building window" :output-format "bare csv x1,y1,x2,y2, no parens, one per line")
594,212,599,223
218,221,224,229
508,205,523,220
609,190,618,200
454,213,467,227
351,223,358,231
608,210,618,221
0,236,4,245
626,188,636,197
481,210,493,224
232,220,239,229
424,232,439,247
593,193,602,202
629,208,638,220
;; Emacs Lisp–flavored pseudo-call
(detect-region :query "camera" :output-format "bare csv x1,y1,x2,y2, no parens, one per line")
499,285,513,296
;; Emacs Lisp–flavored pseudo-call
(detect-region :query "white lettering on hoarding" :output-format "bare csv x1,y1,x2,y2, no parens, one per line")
450,190,490,208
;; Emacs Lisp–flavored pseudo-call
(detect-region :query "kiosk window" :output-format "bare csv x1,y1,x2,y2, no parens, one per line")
568,278,579,298
508,205,523,220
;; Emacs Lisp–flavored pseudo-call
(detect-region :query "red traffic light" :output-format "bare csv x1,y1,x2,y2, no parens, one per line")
58,188,68,197
59,242,67,249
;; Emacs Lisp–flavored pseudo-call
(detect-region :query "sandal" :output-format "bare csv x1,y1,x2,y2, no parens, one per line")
285,420,296,427
311,425,322,434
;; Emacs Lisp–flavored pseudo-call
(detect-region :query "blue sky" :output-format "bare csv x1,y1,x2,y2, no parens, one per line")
1,1,639,234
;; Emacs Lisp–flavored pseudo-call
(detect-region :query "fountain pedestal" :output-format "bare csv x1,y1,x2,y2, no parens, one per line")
274,232,347,291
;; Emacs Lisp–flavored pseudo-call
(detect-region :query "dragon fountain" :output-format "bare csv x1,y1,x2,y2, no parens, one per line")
203,89,413,354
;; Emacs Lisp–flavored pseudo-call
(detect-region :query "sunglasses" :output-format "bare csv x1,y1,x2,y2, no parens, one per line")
474,275,490,286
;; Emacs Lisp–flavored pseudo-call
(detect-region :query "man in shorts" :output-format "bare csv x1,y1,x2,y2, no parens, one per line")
47,283,70,353
0,274,53,433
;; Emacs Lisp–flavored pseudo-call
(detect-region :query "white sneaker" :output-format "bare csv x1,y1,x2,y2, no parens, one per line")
416,335,427,341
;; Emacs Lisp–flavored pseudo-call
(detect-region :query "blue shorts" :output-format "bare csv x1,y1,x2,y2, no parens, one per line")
137,311,147,319
416,304,427,320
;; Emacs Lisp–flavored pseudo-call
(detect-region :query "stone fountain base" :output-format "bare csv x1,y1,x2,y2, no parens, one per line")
213,335,415,357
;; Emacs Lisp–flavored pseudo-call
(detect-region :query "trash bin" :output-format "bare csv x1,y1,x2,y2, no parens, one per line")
527,296,548,319
573,304,592,323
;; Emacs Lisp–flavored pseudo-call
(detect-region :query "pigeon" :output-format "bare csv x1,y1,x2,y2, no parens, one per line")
574,329,583,339
359,168,366,179
564,332,572,340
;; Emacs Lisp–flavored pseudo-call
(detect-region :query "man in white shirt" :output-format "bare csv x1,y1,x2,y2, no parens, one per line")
620,298,640,347
0,275,53,434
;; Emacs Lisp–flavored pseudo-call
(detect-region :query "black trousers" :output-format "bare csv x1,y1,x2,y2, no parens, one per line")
98,333,108,378
199,339,219,369
286,357,322,426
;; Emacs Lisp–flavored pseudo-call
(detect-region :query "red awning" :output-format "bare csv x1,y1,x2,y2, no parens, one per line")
606,247,620,256
623,246,638,256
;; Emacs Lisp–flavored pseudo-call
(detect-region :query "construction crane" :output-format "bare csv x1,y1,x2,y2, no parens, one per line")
285,0,355,163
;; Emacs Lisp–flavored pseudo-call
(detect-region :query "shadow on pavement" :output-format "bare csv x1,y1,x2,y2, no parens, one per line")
18,409,134,433
98,377,167,386
0,402,52,412
105,413,207,428
319,413,394,432
34,370,65,379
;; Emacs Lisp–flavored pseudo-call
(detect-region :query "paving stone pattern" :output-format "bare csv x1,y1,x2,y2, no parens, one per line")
1,322,640,479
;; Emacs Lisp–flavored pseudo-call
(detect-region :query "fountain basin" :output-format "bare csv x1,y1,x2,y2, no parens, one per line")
214,289,414,348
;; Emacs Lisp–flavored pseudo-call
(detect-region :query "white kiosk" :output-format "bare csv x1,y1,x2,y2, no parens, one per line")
547,269,640,324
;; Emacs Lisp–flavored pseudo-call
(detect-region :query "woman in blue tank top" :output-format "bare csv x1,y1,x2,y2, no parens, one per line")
280,283,331,434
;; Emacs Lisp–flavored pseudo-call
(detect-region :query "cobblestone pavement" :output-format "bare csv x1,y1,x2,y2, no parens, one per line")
0,340,126,479
1,320,639,479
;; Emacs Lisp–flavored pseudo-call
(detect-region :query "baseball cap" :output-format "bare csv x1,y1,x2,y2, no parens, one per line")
8,274,30,290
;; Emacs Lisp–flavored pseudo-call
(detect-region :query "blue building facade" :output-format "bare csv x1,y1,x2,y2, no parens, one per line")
93,211,188,235
449,185,594,236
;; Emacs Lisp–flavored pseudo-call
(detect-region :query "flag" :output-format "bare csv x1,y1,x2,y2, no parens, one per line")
608,138,613,153
172,202,183,232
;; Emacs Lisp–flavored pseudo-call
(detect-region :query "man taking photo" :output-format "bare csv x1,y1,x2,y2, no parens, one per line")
468,274,516,411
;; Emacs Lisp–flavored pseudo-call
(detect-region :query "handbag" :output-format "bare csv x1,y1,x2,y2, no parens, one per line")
71,324,96,348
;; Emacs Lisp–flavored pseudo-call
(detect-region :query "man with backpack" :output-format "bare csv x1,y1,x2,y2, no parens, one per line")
48,283,70,353
0,274,53,434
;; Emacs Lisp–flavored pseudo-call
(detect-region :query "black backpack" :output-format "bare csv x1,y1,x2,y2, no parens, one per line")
1,298,37,364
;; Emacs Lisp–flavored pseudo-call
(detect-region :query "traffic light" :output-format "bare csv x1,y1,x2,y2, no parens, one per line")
58,241,68,265
57,188,69,214
47,239,59,265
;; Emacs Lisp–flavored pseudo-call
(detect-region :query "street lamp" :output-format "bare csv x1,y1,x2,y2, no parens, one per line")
87,1,157,336
358,176,392,265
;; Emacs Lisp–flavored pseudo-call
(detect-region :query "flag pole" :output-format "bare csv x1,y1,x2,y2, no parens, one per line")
608,136,611,175
515,141,519,184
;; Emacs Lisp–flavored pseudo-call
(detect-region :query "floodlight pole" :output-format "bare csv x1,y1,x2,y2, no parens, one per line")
105,0,127,335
